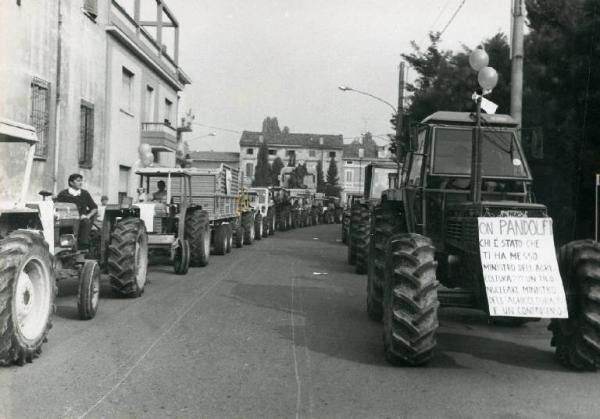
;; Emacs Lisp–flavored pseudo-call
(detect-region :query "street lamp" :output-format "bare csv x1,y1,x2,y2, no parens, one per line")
338,85,397,113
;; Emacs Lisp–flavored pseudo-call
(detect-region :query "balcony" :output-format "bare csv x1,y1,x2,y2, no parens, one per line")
141,122,177,152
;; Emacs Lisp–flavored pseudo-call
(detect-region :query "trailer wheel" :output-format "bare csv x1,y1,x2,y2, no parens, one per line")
108,218,148,298
255,213,263,240
549,240,600,371
242,212,254,245
383,233,439,366
173,239,190,275
213,225,229,255
186,210,210,267
78,260,100,320
0,231,55,366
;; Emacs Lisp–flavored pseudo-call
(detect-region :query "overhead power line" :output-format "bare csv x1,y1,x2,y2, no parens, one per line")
419,0,453,46
439,0,467,36
191,122,242,134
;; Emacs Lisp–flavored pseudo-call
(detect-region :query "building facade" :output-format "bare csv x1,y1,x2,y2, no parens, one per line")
0,0,190,203
239,131,343,186
188,151,240,170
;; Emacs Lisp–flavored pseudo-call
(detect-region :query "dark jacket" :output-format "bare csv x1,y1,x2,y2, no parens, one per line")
56,189,97,215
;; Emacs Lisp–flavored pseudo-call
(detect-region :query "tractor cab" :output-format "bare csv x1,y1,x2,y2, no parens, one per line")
248,187,269,218
362,161,398,203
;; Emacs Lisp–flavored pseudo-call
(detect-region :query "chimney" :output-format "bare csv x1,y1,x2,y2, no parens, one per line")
319,137,324,145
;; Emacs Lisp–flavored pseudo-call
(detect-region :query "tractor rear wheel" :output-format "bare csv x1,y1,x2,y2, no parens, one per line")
235,226,245,248
255,214,263,240
0,231,55,366
78,260,100,320
367,204,402,322
383,233,439,366
549,240,600,370
354,205,371,274
186,210,210,267
242,212,255,245
108,218,148,298
213,225,228,255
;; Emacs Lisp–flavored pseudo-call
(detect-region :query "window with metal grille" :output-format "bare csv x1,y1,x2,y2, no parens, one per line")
30,78,50,157
79,100,94,167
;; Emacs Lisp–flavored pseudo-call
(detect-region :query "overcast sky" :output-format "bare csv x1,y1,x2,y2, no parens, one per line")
168,0,513,152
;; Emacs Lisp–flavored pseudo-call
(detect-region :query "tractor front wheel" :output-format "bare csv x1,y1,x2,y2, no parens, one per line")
0,231,55,366
383,233,439,366
78,260,100,320
549,240,600,370
108,218,148,298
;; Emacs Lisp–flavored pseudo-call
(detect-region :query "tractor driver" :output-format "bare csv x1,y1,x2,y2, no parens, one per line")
152,180,167,202
56,173,98,250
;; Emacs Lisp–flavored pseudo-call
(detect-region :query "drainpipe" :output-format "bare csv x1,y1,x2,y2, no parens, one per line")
52,0,63,194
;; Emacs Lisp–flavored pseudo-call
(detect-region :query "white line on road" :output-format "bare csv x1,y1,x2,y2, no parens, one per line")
78,258,244,419
290,261,302,419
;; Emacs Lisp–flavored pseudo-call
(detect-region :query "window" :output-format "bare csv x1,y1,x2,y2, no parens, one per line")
79,100,94,168
164,98,173,125
83,0,98,20
144,85,155,121
30,78,50,157
345,170,353,183
120,67,134,113
329,151,336,158
286,150,295,157
246,148,254,155
309,150,316,157
246,162,254,178
268,149,276,155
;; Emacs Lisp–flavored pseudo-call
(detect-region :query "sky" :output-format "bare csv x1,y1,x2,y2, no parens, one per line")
167,0,513,152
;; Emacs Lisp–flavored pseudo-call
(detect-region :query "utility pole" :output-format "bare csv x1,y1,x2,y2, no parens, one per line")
510,0,525,127
397,62,405,149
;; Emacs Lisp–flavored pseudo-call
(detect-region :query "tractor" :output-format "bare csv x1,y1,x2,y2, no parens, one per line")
367,111,600,371
136,168,210,274
0,119,148,365
249,187,275,237
271,187,293,231
347,161,398,274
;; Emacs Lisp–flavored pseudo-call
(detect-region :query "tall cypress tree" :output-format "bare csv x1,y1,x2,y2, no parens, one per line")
271,157,285,186
252,142,271,186
316,160,326,193
325,158,341,197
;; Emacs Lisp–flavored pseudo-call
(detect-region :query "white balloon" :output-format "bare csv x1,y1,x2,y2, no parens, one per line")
478,66,499,91
469,48,489,71
139,143,152,155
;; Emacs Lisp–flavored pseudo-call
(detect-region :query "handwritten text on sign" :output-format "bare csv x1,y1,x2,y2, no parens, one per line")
478,217,568,318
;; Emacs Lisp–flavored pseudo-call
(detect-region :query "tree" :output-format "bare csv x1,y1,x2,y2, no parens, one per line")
316,160,326,193
282,126,290,134
271,157,284,186
252,142,271,186
262,117,281,134
325,158,341,197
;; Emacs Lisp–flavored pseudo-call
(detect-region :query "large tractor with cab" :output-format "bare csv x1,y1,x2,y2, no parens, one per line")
249,187,275,237
367,110,600,371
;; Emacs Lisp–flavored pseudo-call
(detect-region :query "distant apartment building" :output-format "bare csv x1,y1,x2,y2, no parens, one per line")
239,131,343,185
0,0,190,203
342,134,393,201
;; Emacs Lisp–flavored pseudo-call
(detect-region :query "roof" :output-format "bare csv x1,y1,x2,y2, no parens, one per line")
0,118,38,143
188,151,240,162
343,136,380,159
239,131,343,149
422,111,518,127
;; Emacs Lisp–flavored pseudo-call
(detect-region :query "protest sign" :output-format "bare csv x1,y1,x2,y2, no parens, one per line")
478,217,568,318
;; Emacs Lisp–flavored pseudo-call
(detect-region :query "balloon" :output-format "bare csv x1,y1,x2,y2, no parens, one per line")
478,66,499,91
469,48,489,71
141,155,153,167
138,143,152,155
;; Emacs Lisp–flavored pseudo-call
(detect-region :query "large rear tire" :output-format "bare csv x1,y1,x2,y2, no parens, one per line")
354,205,371,274
0,231,55,366
78,260,100,320
383,233,439,366
242,212,255,245
186,209,210,267
367,204,402,322
549,240,600,370
235,226,245,248
213,224,229,256
108,218,148,298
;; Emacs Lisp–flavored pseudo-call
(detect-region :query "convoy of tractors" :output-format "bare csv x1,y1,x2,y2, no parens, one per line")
3,108,600,372
0,118,337,366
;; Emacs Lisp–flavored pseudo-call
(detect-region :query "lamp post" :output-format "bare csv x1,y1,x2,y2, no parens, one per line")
468,48,498,204
338,86,397,114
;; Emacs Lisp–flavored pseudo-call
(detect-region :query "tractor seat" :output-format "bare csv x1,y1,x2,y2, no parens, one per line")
38,190,53,200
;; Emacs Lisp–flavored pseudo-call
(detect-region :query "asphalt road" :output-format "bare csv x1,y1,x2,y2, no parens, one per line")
1,224,599,419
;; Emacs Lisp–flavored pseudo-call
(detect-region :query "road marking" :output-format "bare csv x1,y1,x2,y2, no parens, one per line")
290,261,302,419
78,257,244,419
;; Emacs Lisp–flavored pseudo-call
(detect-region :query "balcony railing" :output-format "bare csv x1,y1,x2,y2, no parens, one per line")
141,122,177,152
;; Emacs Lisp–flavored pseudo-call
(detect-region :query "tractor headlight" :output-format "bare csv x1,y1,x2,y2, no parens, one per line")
59,234,76,248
